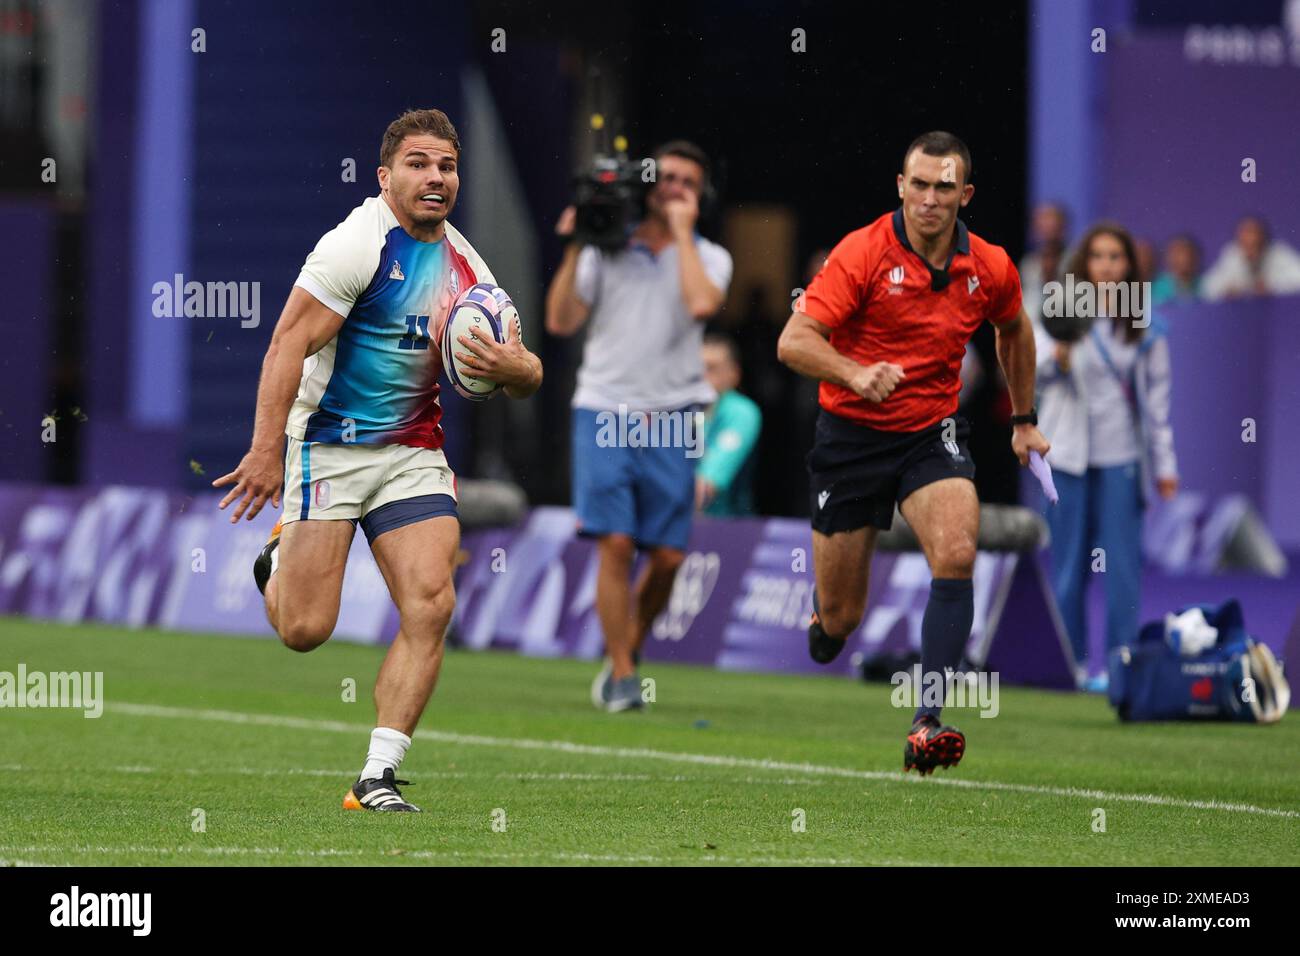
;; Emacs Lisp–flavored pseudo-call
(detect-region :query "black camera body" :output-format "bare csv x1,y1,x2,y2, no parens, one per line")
1041,310,1094,343
572,155,647,251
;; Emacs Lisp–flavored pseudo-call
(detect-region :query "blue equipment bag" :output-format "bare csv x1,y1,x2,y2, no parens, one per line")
1107,599,1289,723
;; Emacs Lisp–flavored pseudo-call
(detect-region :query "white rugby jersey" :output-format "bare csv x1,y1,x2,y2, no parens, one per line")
289,195,495,448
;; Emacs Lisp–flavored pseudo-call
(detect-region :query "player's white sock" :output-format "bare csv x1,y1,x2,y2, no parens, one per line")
360,727,411,781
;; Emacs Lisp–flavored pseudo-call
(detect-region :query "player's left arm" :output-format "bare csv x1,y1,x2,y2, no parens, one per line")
993,308,1051,466
455,320,543,400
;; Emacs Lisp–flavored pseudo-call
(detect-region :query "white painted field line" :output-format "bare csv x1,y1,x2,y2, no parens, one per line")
7,763,820,786
0,844,897,866
110,701,1300,820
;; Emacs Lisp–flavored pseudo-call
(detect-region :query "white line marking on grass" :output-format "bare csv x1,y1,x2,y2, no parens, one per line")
110,702,1300,820
505,772,653,781
0,844,894,866
25,764,821,786
104,766,440,780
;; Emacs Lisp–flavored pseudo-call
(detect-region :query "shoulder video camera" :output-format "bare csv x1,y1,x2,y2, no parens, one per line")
572,153,647,251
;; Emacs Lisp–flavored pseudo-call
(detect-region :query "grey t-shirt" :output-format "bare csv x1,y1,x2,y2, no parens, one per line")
572,235,733,411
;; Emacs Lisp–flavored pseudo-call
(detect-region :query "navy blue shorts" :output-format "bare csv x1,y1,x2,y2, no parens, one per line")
571,406,700,551
807,409,975,534
358,493,457,545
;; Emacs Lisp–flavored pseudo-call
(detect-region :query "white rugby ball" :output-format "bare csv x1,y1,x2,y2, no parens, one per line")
440,283,520,401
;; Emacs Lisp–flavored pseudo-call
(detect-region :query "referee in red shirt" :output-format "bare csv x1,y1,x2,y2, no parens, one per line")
777,131,1050,774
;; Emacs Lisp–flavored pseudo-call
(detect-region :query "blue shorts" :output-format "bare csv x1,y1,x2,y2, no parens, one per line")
571,406,699,552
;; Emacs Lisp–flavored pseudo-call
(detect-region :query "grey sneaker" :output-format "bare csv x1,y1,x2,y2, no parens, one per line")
590,658,614,709
605,674,644,713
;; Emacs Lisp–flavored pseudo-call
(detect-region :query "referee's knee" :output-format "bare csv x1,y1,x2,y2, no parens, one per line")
931,540,977,579
819,594,865,639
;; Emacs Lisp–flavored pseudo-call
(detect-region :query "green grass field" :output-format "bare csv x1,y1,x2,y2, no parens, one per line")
2,616,1297,866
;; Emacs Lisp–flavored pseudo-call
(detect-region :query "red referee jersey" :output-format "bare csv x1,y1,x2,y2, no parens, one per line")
798,207,1022,432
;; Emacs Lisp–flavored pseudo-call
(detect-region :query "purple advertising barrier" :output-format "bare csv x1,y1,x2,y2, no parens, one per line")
982,555,1078,690
0,482,390,644
3,483,1287,691
0,484,185,628
455,507,1077,687
1286,608,1300,673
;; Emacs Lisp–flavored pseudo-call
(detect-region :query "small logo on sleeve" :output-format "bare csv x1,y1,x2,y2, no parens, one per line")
967,275,980,294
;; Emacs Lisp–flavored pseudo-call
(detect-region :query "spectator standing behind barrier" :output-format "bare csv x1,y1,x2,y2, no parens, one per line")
1202,215,1300,299
1032,222,1178,693
1133,238,1157,284
1151,234,1202,306
1019,201,1069,322
696,332,762,516
545,140,733,713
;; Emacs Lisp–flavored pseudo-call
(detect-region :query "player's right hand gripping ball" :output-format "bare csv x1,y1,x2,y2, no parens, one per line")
441,282,520,401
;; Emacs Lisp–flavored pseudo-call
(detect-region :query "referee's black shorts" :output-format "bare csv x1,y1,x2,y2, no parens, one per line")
806,408,976,535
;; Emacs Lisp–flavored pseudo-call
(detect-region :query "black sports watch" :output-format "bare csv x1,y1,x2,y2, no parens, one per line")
1009,408,1038,427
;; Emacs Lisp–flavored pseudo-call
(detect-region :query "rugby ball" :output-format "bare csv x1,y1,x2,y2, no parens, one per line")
440,283,521,401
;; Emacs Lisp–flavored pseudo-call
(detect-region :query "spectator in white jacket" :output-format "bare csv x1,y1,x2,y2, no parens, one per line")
1202,216,1300,299
1032,222,1179,692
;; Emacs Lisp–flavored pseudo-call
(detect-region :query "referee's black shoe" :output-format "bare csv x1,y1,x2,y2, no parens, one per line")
808,591,848,664
904,715,966,775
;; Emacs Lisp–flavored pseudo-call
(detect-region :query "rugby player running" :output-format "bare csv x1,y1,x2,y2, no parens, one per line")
213,109,542,810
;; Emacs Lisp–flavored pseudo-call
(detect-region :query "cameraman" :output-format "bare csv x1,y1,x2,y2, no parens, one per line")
545,140,732,713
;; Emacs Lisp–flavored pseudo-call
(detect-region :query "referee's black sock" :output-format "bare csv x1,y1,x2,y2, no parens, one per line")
913,577,974,724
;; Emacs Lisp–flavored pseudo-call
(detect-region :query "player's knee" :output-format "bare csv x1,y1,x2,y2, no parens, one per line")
820,594,865,638
934,540,977,578
278,616,333,653
430,584,456,629
402,583,455,641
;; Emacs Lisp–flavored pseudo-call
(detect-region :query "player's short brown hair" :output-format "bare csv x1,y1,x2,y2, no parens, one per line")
902,131,972,186
380,109,461,168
